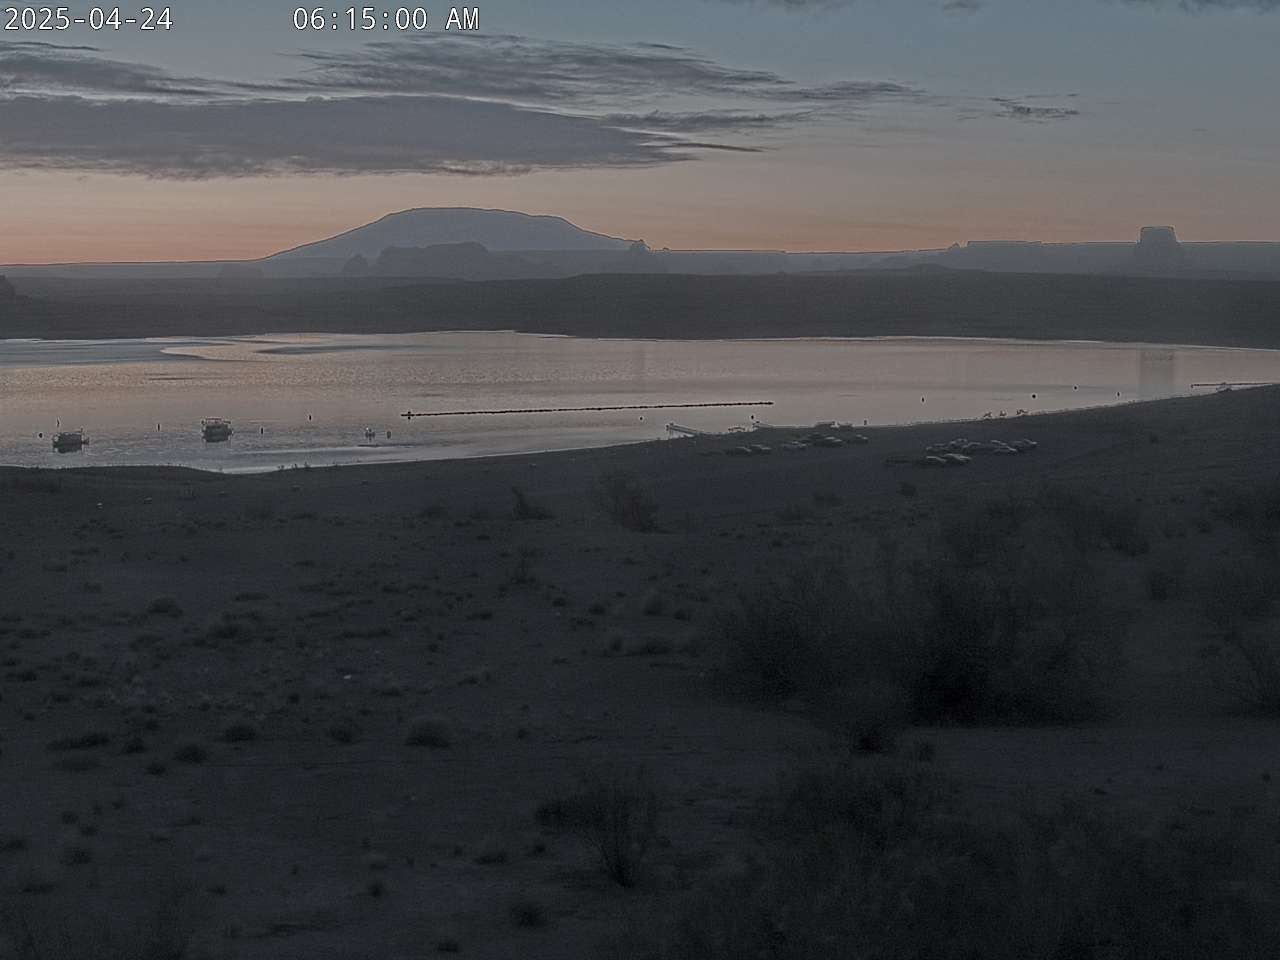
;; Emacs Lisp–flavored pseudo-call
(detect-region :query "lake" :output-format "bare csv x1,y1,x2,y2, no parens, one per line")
2,331,1277,472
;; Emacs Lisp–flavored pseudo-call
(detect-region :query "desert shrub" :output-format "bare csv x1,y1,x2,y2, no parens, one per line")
508,546,540,586
641,593,666,617
1214,627,1280,714
8,472,62,495
1035,483,1149,556
913,538,1120,725
1,890,193,960
147,597,183,618
535,793,602,832
1200,555,1279,627
405,716,451,748
1217,480,1280,538
1198,557,1280,713
509,899,547,928
1147,556,1187,603
221,723,257,743
172,743,207,765
511,486,554,521
598,473,659,532
537,767,660,888
940,497,1025,567
327,721,360,745
815,679,910,754
205,615,243,642
243,498,275,523
47,732,111,752
631,759,1280,960
710,547,1118,725
706,565,865,700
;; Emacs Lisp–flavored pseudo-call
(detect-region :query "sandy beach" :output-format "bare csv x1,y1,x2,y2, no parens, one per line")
2,385,1279,958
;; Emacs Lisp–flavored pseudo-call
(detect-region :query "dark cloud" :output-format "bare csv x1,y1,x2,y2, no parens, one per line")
991,97,1081,122
286,34,918,110
0,94,693,177
0,33,1066,179
603,110,814,133
698,0,856,8
0,41,221,97
1121,0,1280,9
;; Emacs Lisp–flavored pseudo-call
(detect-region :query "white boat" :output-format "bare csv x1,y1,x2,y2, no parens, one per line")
52,429,87,453
201,417,234,442
665,422,706,438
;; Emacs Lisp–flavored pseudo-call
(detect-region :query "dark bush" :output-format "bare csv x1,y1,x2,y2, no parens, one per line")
221,723,257,743
1035,484,1149,556
598,473,659,532
537,767,660,888
511,486,554,521
628,759,1280,960
1218,481,1280,538
709,548,1118,725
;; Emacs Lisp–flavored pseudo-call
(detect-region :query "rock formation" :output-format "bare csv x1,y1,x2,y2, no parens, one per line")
1134,226,1186,269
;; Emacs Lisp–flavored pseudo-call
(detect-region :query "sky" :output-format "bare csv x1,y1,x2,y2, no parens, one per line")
1,0,1278,262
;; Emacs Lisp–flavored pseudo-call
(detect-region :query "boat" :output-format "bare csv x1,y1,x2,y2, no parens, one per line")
665,422,707,438
201,417,234,442
52,429,87,453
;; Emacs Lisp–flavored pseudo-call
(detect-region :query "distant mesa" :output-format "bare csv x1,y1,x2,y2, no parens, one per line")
1134,225,1185,268
270,207,635,263
5,210,1280,283
0,275,15,299
347,241,545,281
342,238,663,281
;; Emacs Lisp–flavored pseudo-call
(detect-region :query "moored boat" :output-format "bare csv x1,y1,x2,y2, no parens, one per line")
51,429,87,453
201,417,234,442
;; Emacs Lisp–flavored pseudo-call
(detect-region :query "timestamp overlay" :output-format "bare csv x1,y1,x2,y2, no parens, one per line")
292,6,479,33
3,5,172,30
2,4,480,33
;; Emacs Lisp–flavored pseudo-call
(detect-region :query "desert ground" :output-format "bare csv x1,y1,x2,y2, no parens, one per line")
2,386,1280,958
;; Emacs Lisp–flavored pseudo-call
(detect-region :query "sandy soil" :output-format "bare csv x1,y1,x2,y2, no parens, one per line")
2,387,1279,958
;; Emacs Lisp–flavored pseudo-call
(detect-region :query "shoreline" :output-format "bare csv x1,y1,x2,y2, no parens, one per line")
4,382,1268,480
8,327,1280,357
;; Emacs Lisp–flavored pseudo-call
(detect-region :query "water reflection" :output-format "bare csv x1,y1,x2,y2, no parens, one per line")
3,333,1279,472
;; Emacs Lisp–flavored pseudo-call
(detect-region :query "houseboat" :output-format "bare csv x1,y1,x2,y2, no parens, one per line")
201,417,234,442
51,429,87,453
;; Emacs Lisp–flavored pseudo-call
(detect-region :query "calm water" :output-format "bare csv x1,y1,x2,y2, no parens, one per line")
2,332,1277,472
